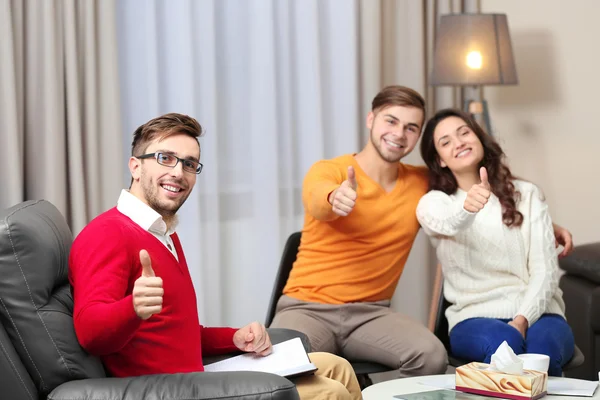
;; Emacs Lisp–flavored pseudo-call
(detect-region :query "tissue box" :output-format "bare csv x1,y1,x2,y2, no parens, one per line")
455,362,548,400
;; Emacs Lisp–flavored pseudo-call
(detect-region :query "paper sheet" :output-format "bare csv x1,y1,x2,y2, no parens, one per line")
417,375,456,390
547,376,598,397
204,337,316,377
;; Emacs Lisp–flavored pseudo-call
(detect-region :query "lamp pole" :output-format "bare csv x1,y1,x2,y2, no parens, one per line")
463,87,493,135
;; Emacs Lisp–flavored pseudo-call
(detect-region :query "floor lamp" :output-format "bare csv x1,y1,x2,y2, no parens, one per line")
430,13,519,135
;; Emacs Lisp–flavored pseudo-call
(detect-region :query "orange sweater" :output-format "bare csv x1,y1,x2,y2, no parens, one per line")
283,154,429,304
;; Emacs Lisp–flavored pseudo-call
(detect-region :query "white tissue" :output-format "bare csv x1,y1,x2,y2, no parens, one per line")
490,341,524,374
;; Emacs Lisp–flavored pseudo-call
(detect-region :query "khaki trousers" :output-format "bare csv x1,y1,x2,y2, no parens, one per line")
294,352,362,400
272,295,448,378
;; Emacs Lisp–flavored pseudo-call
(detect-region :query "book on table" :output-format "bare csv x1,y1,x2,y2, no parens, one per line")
204,337,317,378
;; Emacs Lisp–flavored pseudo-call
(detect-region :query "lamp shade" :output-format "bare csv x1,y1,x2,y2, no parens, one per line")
431,13,518,86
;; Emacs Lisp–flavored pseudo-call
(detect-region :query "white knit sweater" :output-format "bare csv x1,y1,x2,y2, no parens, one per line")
416,180,565,332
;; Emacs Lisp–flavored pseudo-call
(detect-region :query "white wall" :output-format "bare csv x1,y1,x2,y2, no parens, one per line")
482,0,600,245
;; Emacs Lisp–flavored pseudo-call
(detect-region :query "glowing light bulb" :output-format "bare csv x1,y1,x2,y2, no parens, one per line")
466,51,482,69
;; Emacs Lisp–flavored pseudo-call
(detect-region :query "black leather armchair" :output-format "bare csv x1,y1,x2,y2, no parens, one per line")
559,242,600,381
0,200,304,400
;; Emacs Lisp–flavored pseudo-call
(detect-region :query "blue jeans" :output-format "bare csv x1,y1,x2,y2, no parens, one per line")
449,314,575,376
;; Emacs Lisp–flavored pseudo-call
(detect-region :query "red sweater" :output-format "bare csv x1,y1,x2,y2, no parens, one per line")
69,207,238,377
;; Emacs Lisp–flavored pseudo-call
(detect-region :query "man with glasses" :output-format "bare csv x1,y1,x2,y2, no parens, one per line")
69,113,362,399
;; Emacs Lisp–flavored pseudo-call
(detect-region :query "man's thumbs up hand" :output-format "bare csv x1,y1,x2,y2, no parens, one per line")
133,250,164,320
140,249,155,277
346,166,358,191
328,166,358,217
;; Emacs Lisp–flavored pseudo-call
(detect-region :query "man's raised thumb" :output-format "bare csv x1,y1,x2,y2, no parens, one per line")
246,325,254,342
139,249,155,277
347,166,357,190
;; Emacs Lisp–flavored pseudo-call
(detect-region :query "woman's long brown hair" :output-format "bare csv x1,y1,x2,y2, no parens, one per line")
420,108,523,227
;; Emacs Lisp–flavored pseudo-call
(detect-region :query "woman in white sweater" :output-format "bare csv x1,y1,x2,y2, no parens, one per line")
416,108,574,376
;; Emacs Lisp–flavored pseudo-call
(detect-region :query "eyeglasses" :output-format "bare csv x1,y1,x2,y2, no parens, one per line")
137,152,203,174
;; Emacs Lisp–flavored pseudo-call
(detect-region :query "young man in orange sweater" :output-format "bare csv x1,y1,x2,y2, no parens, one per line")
70,113,362,400
270,86,574,377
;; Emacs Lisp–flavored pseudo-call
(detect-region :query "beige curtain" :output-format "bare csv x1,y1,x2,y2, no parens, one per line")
0,0,123,234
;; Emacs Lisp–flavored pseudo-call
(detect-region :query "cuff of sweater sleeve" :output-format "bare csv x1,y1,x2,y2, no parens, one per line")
201,327,239,355
455,203,477,227
111,294,144,340
77,295,142,355
310,183,342,221
323,183,341,205
515,309,539,326
460,206,477,215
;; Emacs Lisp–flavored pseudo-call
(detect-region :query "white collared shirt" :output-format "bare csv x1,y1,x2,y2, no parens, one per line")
116,189,179,261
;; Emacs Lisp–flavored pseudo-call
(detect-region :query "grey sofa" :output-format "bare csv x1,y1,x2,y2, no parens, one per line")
0,200,305,400
559,242,600,381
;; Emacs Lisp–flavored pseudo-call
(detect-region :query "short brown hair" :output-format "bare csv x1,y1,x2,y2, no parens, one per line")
131,113,203,156
371,85,426,121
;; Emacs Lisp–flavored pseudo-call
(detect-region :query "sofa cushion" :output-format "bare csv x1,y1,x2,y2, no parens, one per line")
559,243,600,285
0,316,38,399
0,200,105,398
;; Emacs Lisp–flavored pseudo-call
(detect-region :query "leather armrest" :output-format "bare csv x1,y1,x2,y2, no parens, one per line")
267,328,311,352
560,242,600,285
48,371,299,400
